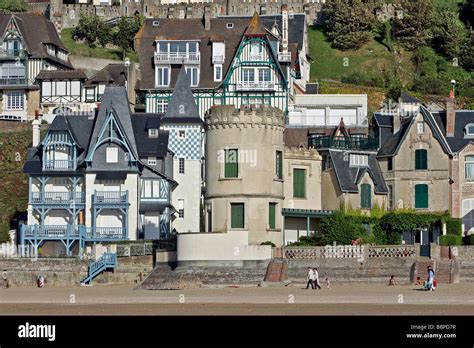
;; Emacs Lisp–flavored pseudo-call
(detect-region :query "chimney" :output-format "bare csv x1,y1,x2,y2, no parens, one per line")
281,4,288,54
446,95,455,137
32,111,41,148
204,6,211,31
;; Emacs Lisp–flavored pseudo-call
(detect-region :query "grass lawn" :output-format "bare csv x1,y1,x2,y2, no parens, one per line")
61,28,139,63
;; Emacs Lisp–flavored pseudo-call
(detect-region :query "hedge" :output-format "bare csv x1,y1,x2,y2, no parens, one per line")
446,218,462,236
439,235,462,246
470,235,474,245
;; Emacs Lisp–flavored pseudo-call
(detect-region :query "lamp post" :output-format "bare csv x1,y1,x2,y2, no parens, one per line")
450,79,456,98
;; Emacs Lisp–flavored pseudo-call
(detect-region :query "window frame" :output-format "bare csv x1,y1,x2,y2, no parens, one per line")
156,66,170,87
415,184,429,209
5,90,24,110
106,147,118,163
230,202,245,229
465,155,474,181
275,150,283,180
415,149,428,170
293,168,306,198
360,183,372,209
224,149,239,178
268,202,277,229
178,157,185,174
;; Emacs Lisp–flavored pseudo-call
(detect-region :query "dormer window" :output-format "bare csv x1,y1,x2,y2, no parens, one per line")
227,23,234,29
148,128,158,137
349,154,368,167
465,124,474,138
148,157,157,166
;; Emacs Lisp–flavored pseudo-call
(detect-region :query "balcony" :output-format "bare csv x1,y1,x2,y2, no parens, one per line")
278,52,292,62
236,82,275,91
93,190,129,205
0,77,27,86
30,191,85,205
0,49,26,59
43,159,75,171
309,135,378,151
154,52,200,64
85,226,127,240
22,224,81,239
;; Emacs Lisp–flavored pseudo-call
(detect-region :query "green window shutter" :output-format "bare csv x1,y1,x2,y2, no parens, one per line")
231,203,244,228
225,149,238,178
415,149,427,170
276,151,283,180
360,184,372,209
293,169,306,198
415,184,428,209
269,203,276,229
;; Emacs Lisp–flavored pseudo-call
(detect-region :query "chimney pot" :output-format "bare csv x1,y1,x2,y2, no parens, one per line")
446,97,456,137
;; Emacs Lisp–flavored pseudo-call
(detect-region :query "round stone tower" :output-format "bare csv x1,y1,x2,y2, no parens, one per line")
205,105,285,246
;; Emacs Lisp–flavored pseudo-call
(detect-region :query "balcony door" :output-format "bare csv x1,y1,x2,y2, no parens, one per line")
144,213,160,240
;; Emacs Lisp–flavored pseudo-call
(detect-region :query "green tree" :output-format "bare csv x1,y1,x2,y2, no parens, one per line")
112,16,142,59
392,0,434,50
319,211,368,245
0,0,27,12
0,221,10,244
432,10,468,61
460,34,474,71
72,13,110,48
323,0,377,50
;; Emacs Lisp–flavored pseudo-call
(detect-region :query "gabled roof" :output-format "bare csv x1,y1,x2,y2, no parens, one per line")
162,68,202,124
0,13,72,69
84,64,127,87
244,13,267,37
377,106,452,158
372,113,393,128
330,150,388,194
131,114,170,157
399,91,420,104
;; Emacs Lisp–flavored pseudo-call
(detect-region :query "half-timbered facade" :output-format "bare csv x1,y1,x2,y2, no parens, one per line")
0,13,73,121
21,86,176,257
135,11,306,118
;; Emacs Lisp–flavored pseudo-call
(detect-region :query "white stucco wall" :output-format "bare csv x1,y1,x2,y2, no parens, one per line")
177,231,272,261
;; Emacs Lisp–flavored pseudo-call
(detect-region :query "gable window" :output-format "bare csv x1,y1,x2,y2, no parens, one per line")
179,158,185,174
156,66,170,87
230,203,245,229
178,199,184,218
268,202,277,229
185,66,199,86
242,68,255,83
6,90,24,110
250,42,263,60
258,68,271,82
415,149,427,170
465,155,474,180
224,149,238,178
214,64,222,82
349,154,368,167
148,157,157,166
293,168,306,198
178,130,186,138
275,150,283,180
148,128,158,137
106,147,118,163
415,184,428,209
417,122,424,134
360,184,372,209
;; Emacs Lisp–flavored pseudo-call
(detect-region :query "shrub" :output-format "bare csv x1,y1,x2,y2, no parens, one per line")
260,241,276,247
320,211,367,245
439,235,462,246
470,235,474,246
446,218,462,236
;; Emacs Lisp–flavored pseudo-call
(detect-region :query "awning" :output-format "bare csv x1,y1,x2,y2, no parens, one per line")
95,171,128,180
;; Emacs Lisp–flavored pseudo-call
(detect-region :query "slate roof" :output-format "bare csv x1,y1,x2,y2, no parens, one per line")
330,150,388,194
36,70,87,80
372,113,393,128
399,92,420,104
377,106,452,158
24,86,171,175
136,13,304,90
0,13,72,69
162,67,202,124
83,64,127,87
431,110,474,153
244,12,267,37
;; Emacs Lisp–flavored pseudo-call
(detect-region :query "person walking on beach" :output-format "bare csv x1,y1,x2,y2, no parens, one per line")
306,267,315,289
313,268,322,290
426,266,435,291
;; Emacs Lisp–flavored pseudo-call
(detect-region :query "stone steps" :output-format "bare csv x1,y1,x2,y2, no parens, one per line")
264,259,288,282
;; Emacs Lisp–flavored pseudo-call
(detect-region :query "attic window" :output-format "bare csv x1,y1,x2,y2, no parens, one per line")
148,128,158,137
226,23,234,29
152,20,160,26
465,124,474,137
349,154,368,167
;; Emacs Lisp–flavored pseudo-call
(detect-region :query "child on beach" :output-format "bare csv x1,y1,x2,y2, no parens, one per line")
325,277,331,289
388,275,396,286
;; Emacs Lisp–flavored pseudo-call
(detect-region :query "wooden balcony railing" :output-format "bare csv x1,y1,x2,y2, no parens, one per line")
93,190,128,204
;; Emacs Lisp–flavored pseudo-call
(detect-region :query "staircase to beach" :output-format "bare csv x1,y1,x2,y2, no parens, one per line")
80,253,117,285
264,259,288,282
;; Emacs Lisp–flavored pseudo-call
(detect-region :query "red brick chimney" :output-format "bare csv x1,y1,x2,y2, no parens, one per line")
446,86,455,137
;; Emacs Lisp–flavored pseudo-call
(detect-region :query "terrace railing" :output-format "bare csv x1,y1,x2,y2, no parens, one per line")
30,191,85,204
308,135,378,151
